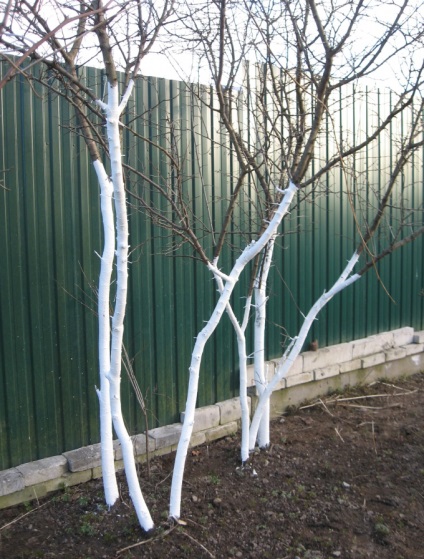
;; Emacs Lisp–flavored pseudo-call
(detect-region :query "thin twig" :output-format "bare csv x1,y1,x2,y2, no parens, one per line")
300,397,338,410
378,381,415,392
180,529,216,558
116,525,177,555
185,517,208,530
300,389,417,411
372,421,377,455
318,398,334,417
0,500,51,532
336,403,383,410
155,471,172,490
353,403,404,411
335,428,345,442
335,391,417,402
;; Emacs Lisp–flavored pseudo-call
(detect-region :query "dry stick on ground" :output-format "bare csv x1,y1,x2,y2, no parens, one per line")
117,517,213,558
116,525,178,555
337,404,385,410
377,381,417,392
335,392,418,402
0,500,52,532
372,421,377,455
180,529,216,559
318,398,334,417
337,402,404,410
334,428,345,443
300,390,418,410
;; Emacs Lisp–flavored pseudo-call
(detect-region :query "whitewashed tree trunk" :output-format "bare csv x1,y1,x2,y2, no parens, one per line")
97,81,154,532
213,270,252,463
169,182,298,520
253,238,275,449
93,159,119,507
237,294,253,464
248,252,361,450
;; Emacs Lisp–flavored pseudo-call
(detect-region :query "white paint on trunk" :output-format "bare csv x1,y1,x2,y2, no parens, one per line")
96,82,154,531
109,376,154,531
248,252,361,450
169,182,298,520
93,159,119,506
213,273,251,463
253,238,276,449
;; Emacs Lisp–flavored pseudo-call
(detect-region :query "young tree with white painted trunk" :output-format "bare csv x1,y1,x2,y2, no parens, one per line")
169,181,299,519
0,0,174,531
163,0,424,519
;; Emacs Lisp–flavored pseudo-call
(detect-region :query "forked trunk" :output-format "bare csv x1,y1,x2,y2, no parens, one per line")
169,182,298,520
97,82,154,531
94,161,119,506
213,271,252,463
249,252,361,449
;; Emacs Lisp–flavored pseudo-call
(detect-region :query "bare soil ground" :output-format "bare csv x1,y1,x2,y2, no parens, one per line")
1,373,423,559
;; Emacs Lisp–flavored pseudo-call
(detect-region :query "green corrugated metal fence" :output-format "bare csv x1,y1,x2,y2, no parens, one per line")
0,64,423,469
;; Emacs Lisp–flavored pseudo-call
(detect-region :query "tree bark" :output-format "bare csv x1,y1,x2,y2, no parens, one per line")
249,252,361,449
93,159,119,506
169,181,298,520
98,81,154,531
253,238,276,449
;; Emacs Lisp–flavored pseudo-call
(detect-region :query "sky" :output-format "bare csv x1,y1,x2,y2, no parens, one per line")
2,0,423,91
138,0,423,93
